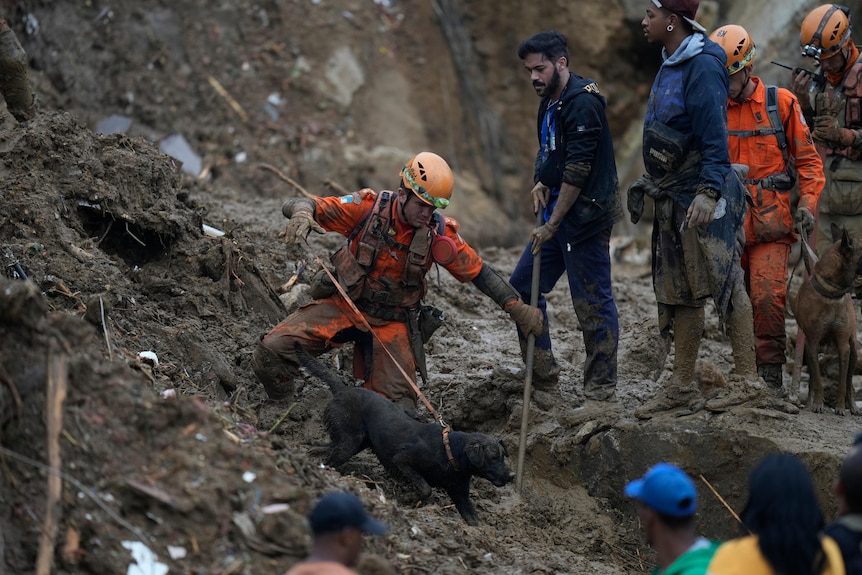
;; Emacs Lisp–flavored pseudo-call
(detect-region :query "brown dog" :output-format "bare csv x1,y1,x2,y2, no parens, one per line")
793,224,860,416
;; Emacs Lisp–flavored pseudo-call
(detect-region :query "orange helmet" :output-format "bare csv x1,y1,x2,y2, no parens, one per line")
400,152,454,209
710,25,756,75
800,4,852,60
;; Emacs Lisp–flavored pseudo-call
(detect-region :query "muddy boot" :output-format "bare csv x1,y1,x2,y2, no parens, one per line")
518,339,560,390
727,281,758,379
757,363,784,389
705,374,799,414
251,342,298,400
635,305,704,420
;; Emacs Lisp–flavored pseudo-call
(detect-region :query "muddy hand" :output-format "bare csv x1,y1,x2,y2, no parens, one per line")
530,222,559,256
283,212,325,245
530,182,550,214
790,70,811,106
686,192,717,228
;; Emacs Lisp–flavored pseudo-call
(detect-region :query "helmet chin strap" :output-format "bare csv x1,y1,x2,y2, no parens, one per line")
732,70,752,103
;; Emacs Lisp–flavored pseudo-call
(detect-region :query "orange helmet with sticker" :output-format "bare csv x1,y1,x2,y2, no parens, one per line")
710,25,756,75
400,152,454,209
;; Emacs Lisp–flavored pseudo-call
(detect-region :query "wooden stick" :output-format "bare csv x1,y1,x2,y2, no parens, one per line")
207,74,249,123
257,163,316,199
36,349,68,575
268,402,298,434
699,474,748,531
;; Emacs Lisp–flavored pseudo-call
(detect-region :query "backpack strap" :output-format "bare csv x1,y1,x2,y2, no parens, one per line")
765,85,791,173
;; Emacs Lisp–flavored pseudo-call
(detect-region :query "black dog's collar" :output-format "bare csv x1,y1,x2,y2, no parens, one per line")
442,427,459,470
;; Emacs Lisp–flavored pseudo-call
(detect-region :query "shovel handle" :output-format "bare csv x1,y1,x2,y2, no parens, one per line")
516,209,544,490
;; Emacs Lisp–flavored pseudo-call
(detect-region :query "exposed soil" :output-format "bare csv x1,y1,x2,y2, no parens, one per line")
1,2,862,575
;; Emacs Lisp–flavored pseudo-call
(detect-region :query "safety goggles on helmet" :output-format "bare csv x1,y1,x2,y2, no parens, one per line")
400,171,450,209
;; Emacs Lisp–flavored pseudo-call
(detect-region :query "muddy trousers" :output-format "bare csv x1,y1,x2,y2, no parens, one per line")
509,224,618,389
253,296,418,406
741,240,791,366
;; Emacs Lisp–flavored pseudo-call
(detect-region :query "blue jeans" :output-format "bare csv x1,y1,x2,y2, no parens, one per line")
509,223,618,388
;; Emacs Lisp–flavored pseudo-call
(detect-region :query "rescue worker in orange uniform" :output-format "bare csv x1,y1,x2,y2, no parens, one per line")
252,152,544,410
710,25,824,389
790,5,862,257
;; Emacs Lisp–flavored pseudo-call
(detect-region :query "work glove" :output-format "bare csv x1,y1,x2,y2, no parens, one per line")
530,221,559,256
283,208,325,245
626,176,651,224
794,207,815,236
505,299,544,337
812,114,856,148
686,189,717,229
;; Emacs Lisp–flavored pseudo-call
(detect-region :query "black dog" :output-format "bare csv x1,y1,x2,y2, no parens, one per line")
296,345,514,525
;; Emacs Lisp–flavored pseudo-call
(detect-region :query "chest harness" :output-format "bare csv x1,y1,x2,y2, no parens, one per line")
727,85,795,205
331,191,443,319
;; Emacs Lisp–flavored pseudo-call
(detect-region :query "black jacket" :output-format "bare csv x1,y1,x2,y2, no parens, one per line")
534,73,622,244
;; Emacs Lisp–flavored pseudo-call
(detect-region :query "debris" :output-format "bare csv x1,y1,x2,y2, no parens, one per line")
202,224,226,238
261,503,290,514
159,134,203,178
167,545,187,560
160,389,176,400
95,115,132,135
242,471,256,483
121,541,168,575
206,74,249,123
138,351,159,367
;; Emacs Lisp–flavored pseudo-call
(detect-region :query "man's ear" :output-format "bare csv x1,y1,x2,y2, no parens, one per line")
558,56,568,70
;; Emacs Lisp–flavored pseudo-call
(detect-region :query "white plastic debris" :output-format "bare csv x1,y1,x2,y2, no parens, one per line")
160,389,176,400
159,134,203,177
262,503,291,514
122,541,168,575
138,351,159,367
167,545,187,560
202,224,226,238
242,471,257,483
95,115,132,135
234,151,248,164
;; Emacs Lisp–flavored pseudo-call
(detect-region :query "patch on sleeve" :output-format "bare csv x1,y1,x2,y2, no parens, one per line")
339,194,360,204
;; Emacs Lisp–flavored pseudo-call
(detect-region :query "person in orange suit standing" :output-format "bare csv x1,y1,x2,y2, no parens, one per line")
710,24,824,389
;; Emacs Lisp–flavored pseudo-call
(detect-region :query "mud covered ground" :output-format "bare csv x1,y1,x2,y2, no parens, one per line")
1,0,862,573
1,111,862,575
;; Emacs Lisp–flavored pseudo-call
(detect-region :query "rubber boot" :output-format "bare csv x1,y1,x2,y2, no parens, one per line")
519,338,560,389
757,363,784,389
727,280,757,379
251,342,299,400
635,305,704,420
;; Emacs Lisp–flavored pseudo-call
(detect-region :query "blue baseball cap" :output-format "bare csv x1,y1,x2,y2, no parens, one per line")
624,463,697,517
308,492,388,535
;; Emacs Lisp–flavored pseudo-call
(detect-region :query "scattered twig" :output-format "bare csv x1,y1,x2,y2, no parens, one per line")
96,220,114,247
279,261,306,292
36,349,68,575
268,402,298,434
257,163,316,199
99,296,113,361
207,74,249,123
124,221,146,247
699,474,747,531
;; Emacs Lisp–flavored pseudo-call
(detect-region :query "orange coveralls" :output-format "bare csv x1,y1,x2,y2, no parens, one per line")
728,77,824,366
260,190,484,405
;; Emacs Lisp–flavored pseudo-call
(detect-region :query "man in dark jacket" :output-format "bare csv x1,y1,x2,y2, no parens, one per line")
510,30,623,400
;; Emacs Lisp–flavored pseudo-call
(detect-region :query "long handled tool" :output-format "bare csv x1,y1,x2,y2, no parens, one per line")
516,210,544,491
